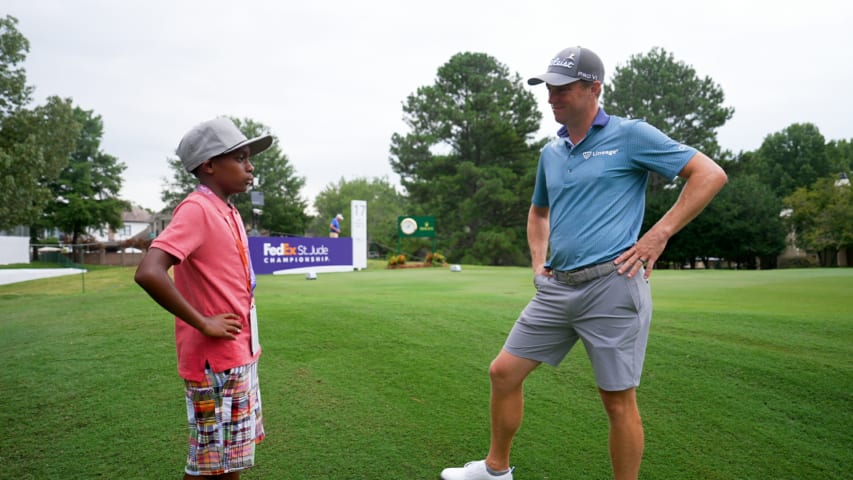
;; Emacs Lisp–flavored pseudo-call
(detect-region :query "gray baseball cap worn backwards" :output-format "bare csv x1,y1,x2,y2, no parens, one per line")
177,117,274,173
527,46,605,86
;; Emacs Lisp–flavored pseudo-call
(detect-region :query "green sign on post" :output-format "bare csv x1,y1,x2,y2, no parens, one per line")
397,216,436,237
397,216,436,254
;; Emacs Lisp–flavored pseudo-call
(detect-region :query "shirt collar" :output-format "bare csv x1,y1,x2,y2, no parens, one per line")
195,184,233,213
556,107,610,138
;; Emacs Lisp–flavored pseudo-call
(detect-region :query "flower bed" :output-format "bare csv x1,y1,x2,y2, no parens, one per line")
386,252,449,269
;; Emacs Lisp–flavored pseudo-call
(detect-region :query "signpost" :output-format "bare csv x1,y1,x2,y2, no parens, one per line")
249,191,264,236
351,200,367,270
397,215,436,254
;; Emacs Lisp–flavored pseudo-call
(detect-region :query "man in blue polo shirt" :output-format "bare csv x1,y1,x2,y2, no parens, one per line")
329,213,343,238
441,46,727,480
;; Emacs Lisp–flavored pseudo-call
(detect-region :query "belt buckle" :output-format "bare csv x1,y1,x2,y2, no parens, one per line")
554,268,580,285
559,262,613,286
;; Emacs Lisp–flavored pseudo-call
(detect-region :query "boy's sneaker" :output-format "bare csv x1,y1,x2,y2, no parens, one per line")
440,460,514,480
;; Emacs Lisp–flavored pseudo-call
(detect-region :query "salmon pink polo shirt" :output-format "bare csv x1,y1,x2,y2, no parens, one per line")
150,185,260,381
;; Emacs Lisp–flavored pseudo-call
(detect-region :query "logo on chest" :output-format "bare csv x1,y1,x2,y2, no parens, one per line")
582,149,619,160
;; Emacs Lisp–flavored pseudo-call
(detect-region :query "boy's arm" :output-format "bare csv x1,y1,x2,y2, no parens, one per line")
134,247,242,339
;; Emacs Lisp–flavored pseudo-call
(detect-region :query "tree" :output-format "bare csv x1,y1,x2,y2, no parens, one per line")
161,117,308,236
160,156,196,209
604,47,734,161
0,16,81,231
389,52,544,265
42,107,129,244
646,175,785,270
784,176,853,266
703,175,786,268
751,123,831,199
1,97,81,231
311,176,407,254
230,118,308,236
720,149,759,180
0,15,32,118
826,138,853,175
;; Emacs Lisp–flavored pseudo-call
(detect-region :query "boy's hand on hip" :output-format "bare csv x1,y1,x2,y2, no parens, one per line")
201,313,243,339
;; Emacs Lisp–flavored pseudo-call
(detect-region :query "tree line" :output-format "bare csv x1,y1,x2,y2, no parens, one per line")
3,14,850,267
384,48,852,268
0,15,127,244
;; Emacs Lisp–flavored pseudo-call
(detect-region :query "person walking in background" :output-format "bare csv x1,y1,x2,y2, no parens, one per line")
440,46,727,480
135,117,272,480
329,213,343,237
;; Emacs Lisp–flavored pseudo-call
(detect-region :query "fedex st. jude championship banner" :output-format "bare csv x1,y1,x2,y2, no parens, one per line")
248,200,367,275
249,237,353,275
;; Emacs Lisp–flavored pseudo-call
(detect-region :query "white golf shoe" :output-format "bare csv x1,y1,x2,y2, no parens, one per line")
440,460,514,480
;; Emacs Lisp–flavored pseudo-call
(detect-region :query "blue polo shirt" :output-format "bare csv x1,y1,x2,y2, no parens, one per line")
532,108,695,271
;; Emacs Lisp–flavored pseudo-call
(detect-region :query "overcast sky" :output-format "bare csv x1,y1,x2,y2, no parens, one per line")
6,0,852,213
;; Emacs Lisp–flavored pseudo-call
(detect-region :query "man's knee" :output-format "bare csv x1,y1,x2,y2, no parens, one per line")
488,357,513,385
599,388,640,420
489,350,538,391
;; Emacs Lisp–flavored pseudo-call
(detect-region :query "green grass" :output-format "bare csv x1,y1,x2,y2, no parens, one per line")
1,264,851,479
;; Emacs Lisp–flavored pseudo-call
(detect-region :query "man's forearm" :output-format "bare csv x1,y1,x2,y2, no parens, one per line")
527,205,550,272
650,153,728,241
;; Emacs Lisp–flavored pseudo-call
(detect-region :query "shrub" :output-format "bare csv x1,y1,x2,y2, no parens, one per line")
426,252,447,266
778,255,819,269
388,254,407,267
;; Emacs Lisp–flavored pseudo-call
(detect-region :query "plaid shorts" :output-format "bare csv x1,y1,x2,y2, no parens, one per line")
184,361,265,476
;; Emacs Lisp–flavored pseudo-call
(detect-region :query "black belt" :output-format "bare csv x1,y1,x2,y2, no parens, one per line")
552,261,618,286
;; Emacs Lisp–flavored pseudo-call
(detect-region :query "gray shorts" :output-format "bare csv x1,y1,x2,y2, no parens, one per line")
504,267,652,391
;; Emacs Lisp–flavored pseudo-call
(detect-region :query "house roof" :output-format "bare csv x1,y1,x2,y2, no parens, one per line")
122,205,153,223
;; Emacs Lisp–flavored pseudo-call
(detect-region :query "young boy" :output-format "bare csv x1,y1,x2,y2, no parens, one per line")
135,117,273,479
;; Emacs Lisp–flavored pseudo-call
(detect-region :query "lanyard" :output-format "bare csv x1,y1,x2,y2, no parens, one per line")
224,210,253,295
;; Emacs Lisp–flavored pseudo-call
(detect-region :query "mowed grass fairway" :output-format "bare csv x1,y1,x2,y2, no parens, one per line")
1,264,851,479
